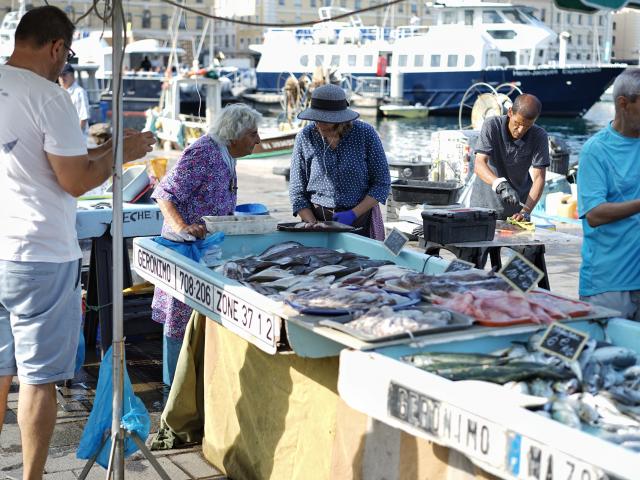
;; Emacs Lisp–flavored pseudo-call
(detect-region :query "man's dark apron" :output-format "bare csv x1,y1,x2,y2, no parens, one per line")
468,176,520,220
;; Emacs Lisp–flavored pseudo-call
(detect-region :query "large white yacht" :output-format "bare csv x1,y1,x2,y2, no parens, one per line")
250,3,625,117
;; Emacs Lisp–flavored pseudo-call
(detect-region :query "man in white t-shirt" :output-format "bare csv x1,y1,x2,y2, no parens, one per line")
0,6,155,478
58,62,90,137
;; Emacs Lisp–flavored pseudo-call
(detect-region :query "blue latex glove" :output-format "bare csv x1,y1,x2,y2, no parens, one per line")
332,209,357,226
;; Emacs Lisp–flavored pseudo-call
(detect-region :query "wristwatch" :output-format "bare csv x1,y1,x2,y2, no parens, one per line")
519,210,531,221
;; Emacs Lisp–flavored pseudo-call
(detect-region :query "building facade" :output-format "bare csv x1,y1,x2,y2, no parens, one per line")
495,0,613,64
612,7,640,64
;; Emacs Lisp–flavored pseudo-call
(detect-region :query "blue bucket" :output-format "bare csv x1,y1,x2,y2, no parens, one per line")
235,203,269,215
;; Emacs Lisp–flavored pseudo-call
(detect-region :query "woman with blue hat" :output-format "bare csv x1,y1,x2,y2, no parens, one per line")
289,84,391,238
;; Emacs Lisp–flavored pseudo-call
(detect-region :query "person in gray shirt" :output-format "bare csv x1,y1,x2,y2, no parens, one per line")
470,94,550,220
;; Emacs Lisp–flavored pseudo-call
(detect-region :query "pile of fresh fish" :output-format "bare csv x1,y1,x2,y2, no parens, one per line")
432,289,592,325
404,351,573,383
288,286,410,312
332,267,508,294
342,307,453,338
217,241,392,300
403,334,640,452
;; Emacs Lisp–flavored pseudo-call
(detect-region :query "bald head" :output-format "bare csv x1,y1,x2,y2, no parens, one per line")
512,94,542,120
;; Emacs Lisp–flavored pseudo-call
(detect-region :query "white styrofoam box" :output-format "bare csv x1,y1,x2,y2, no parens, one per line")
105,164,150,202
202,215,277,235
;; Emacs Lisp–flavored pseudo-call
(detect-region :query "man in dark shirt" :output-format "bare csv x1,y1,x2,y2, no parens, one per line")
470,94,550,220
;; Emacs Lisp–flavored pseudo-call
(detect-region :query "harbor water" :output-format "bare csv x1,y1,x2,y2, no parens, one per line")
374,99,614,165
256,99,614,165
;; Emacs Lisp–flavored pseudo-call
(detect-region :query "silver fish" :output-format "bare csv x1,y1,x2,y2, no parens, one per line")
503,381,530,395
529,379,554,398
591,346,638,368
621,441,640,452
257,241,303,259
567,394,600,425
551,400,582,429
247,267,293,282
308,265,348,276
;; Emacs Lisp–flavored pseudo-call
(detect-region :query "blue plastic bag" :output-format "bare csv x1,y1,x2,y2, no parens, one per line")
77,346,151,468
153,232,225,263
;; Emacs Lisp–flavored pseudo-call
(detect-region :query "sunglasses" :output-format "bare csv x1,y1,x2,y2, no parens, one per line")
63,42,76,62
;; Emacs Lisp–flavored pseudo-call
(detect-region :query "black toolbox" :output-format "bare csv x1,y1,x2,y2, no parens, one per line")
421,207,497,244
390,180,462,205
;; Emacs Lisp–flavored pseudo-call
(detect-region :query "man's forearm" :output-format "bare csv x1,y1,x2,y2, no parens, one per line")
83,141,114,191
524,175,545,212
474,154,499,186
586,200,640,227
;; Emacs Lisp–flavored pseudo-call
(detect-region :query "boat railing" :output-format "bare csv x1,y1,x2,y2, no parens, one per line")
219,68,257,93
266,25,392,44
352,76,389,98
394,25,430,40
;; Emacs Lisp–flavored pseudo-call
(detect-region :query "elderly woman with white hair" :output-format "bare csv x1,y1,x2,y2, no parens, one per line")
151,103,261,384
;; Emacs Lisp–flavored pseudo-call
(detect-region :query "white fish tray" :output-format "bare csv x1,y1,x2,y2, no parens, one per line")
203,214,277,235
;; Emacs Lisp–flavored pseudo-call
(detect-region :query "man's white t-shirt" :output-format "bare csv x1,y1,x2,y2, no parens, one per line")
0,64,88,263
66,81,90,137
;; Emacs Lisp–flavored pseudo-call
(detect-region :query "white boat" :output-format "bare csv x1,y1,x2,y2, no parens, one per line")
250,3,625,117
0,0,25,62
379,104,429,118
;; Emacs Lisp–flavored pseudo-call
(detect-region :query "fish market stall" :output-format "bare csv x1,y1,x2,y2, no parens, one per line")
132,230,626,479
339,318,640,480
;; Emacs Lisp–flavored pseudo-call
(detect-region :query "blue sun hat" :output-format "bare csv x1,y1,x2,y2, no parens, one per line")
298,84,359,124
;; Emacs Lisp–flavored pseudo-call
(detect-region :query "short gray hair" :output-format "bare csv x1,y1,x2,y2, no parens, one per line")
612,69,640,100
208,103,262,145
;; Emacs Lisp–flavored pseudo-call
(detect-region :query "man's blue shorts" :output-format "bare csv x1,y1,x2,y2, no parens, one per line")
0,259,82,385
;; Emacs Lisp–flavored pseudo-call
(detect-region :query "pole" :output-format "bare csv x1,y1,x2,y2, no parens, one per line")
111,0,125,478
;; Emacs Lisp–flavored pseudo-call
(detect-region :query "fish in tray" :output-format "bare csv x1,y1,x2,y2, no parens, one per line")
341,306,452,338
403,334,640,452
276,221,359,232
218,241,392,283
287,286,411,312
292,221,355,231
432,289,562,325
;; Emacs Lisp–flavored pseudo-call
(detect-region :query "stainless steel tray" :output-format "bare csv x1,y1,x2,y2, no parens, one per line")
318,305,474,343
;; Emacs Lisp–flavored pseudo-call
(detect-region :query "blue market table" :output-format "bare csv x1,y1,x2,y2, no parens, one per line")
77,199,164,352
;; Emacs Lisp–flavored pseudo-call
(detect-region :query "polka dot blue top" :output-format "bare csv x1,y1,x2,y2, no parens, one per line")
289,120,391,214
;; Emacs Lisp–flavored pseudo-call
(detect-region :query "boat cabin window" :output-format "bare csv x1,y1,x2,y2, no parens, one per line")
430,54,441,67
347,55,357,66
300,55,309,67
501,9,527,24
414,55,424,67
482,10,504,24
315,55,324,66
464,54,474,67
447,54,458,67
331,55,340,66
487,30,517,40
464,10,474,25
443,11,457,24
398,55,408,67
364,55,373,67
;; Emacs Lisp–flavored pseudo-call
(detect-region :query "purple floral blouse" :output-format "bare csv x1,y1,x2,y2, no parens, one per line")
151,135,237,339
